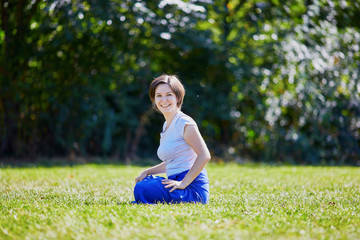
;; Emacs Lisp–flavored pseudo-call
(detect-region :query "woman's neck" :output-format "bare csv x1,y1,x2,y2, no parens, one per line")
163,109,180,129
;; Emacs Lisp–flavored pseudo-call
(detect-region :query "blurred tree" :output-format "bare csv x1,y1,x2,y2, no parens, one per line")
0,0,216,162
0,0,359,165
205,0,360,164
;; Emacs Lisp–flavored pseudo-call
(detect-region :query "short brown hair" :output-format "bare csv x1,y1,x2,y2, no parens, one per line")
149,74,185,110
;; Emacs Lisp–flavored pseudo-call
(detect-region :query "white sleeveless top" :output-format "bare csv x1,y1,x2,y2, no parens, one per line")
157,111,198,176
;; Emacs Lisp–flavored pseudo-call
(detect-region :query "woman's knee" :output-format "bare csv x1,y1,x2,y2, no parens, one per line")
134,179,158,196
134,181,146,195
134,179,168,203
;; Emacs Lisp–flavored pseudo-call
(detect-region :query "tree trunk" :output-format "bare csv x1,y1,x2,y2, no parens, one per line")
128,107,153,160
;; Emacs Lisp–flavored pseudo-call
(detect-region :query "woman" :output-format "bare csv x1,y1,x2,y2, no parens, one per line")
133,74,211,204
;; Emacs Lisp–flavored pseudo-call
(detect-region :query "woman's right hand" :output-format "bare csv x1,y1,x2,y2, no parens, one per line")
135,171,148,184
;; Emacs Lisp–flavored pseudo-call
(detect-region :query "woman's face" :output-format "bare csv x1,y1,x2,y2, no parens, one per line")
154,84,178,115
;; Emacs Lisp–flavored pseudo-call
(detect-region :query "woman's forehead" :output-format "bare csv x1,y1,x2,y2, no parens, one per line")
155,84,173,93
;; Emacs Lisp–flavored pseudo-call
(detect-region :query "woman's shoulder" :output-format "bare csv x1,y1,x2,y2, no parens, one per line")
175,111,197,128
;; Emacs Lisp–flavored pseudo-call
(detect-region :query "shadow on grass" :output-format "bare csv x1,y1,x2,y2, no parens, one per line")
1,156,357,168
0,157,160,169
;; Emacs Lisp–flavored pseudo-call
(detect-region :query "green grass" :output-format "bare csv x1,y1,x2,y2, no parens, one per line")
0,163,359,240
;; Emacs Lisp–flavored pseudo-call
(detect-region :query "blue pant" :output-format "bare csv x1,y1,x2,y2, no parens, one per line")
133,170,209,204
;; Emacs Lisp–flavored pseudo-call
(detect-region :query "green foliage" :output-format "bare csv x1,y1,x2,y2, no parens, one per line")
206,0,360,164
0,164,359,239
0,0,359,164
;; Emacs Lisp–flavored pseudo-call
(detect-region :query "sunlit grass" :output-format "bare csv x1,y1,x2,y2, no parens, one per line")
0,163,359,239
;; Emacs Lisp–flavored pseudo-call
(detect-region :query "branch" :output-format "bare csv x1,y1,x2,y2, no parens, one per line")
16,0,26,35
15,0,41,39
223,0,248,43
0,0,7,32
0,0,9,73
26,0,41,26
232,0,247,16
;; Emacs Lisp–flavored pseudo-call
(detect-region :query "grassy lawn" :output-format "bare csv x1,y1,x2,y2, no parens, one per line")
0,163,359,239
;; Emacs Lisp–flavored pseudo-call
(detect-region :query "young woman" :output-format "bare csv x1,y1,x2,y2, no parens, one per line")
133,74,211,204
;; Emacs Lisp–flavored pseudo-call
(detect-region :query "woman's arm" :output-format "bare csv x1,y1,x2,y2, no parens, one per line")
135,162,166,183
162,124,211,192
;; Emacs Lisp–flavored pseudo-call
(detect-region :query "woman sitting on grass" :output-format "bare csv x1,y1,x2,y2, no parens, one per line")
133,74,211,204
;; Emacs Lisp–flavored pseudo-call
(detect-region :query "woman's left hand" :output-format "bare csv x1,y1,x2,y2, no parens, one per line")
161,179,186,192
